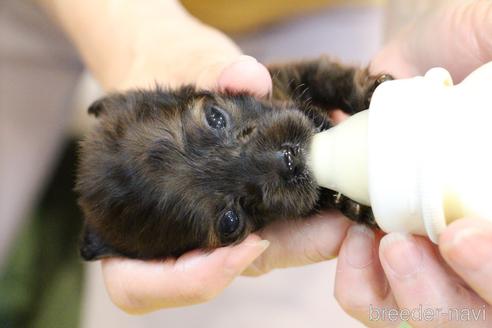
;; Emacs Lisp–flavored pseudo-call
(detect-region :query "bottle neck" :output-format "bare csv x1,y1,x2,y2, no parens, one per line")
308,110,370,206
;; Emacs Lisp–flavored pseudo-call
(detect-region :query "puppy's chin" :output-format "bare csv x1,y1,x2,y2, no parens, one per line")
261,176,319,220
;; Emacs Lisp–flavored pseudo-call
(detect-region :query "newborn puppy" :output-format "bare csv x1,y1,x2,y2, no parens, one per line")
77,57,391,260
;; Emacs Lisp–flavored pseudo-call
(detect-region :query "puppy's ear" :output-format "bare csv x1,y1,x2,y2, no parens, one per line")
87,93,135,118
87,98,107,118
80,225,121,261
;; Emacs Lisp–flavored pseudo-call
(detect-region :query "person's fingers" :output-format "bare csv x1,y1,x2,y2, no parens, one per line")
195,55,272,97
242,210,351,276
217,55,272,97
379,233,487,328
440,218,492,306
101,234,269,314
335,225,398,328
328,109,350,124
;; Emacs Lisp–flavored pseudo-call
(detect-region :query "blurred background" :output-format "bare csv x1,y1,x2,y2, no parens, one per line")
0,0,443,327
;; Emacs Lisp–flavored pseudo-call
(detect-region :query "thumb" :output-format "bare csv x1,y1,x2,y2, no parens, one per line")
218,55,272,97
101,234,269,314
243,210,352,276
197,55,272,97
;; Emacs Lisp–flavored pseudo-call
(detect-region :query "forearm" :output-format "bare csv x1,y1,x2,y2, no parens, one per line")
36,0,241,90
371,0,492,81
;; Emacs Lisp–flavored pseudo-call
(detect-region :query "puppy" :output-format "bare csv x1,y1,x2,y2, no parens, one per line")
76,57,391,260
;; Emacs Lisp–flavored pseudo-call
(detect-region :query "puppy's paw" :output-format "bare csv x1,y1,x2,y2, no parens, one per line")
364,73,394,107
332,192,377,227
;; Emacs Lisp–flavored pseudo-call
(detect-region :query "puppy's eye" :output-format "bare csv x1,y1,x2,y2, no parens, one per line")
206,106,227,130
219,210,240,236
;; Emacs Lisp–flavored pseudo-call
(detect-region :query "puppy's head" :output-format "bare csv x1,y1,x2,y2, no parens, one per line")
77,86,326,260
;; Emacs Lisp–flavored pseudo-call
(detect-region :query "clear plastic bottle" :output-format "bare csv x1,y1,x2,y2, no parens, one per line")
308,62,492,243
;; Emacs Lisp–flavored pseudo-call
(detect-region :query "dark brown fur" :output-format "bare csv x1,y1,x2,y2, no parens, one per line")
76,56,391,260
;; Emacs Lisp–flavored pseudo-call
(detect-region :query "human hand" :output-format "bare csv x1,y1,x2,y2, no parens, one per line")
99,56,275,314
335,1,492,326
101,55,353,314
335,219,492,328
40,0,355,315
86,9,356,312
103,210,351,314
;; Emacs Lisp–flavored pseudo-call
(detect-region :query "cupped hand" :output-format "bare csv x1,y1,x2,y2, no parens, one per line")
100,55,271,314
102,234,268,314
100,54,353,314
103,210,351,314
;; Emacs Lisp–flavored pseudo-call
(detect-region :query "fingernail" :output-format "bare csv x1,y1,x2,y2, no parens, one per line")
345,225,375,269
380,233,423,278
224,239,270,276
218,56,272,98
243,239,270,252
236,55,258,63
441,228,492,271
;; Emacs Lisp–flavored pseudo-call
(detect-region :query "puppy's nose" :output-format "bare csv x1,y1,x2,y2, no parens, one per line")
278,144,302,177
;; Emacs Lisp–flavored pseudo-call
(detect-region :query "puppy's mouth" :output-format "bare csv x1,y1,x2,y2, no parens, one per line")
250,142,317,220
